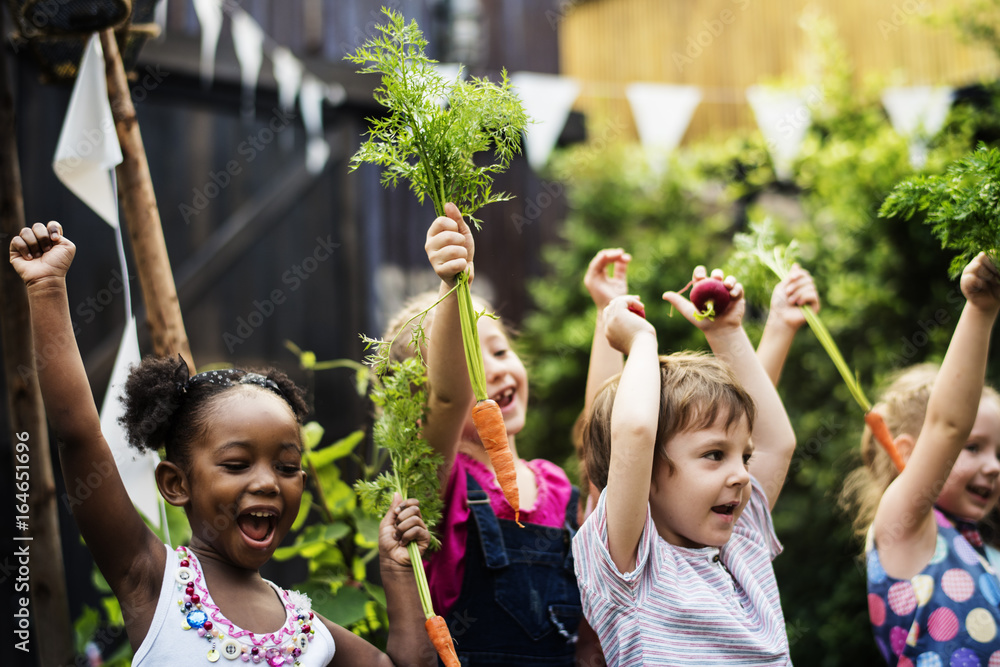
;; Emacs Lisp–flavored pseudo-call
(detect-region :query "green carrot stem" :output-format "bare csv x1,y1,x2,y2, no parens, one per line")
799,306,872,412
408,541,435,620
455,271,488,401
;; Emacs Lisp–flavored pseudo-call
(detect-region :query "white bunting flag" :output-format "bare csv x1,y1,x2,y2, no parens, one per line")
746,86,814,181
52,33,163,530
510,72,581,172
193,0,223,87
53,34,122,227
271,47,304,113
300,75,329,174
881,86,954,168
626,83,701,173
231,10,265,119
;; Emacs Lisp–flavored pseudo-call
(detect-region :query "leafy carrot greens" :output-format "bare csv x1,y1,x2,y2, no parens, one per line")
879,143,1000,277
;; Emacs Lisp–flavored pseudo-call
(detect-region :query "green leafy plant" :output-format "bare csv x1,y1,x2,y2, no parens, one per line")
879,143,1000,276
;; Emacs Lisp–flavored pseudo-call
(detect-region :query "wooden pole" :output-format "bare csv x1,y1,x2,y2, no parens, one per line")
0,44,75,667
99,29,194,370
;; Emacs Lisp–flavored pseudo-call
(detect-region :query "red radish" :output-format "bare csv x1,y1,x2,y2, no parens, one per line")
690,278,731,321
628,303,646,318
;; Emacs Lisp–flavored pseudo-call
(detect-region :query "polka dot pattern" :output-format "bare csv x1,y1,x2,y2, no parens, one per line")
869,551,887,584
891,626,908,656
950,647,981,667
899,657,914,667
942,569,976,602
981,574,1000,607
908,621,921,647
913,575,935,607
917,652,943,667
889,581,918,616
930,536,948,565
869,593,887,626
988,651,1000,666
954,537,982,567
927,607,959,642
968,608,998,644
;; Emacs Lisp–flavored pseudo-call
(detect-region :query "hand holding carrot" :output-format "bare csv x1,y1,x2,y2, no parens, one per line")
585,248,631,310
603,295,656,355
769,263,820,331
9,221,75,288
378,493,431,572
663,266,746,332
425,202,475,287
960,252,1000,315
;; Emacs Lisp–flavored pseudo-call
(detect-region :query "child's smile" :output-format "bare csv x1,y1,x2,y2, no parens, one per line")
936,397,1000,522
180,389,307,569
650,417,753,548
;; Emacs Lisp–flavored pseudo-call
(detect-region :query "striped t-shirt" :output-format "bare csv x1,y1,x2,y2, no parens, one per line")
572,476,791,666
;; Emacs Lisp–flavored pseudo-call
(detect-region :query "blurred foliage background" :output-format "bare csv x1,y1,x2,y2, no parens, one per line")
516,12,1000,666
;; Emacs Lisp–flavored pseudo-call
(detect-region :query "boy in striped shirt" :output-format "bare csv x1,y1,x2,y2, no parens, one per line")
574,269,797,666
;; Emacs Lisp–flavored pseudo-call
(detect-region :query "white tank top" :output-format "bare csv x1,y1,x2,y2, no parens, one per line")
133,544,336,666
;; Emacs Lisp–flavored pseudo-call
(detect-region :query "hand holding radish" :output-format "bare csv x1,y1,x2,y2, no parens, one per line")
769,263,820,330
603,295,655,355
425,202,475,287
663,266,745,332
9,221,75,288
960,252,1000,315
585,248,632,310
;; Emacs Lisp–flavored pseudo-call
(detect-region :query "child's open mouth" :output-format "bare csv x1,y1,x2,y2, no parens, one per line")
711,503,738,516
237,509,277,545
493,387,515,410
969,484,994,502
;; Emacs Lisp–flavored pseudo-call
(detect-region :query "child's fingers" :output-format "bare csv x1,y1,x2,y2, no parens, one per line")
693,265,707,281
32,221,56,254
19,226,42,258
396,525,429,547
729,281,744,302
710,268,725,282
9,235,31,261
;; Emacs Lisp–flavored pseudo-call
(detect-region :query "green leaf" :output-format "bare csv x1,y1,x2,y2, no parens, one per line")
272,523,351,560
292,490,313,531
307,430,365,467
298,582,372,628
302,421,325,450
73,606,101,654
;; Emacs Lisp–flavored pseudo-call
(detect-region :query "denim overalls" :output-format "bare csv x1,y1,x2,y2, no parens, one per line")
440,474,583,665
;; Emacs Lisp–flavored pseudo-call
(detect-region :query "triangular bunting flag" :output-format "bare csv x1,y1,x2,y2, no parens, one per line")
231,9,265,119
510,72,580,172
881,86,954,168
300,75,329,174
99,318,163,528
626,83,701,173
746,86,813,181
53,34,123,228
193,0,223,87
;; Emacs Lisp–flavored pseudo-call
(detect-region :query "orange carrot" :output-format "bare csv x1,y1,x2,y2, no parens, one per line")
425,615,459,667
472,398,521,525
865,410,906,472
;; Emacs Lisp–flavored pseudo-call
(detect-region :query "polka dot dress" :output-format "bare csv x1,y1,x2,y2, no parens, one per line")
868,509,1000,666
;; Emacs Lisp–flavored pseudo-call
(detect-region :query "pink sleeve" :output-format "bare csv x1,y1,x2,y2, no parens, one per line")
423,456,471,617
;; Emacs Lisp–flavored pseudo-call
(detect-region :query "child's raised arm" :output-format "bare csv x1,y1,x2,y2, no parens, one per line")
583,248,630,417
423,203,476,485
663,267,796,508
875,253,1000,575
602,295,659,574
757,264,820,386
9,223,162,626
323,494,436,666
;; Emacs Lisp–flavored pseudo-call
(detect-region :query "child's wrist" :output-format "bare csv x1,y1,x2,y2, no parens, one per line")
25,276,68,297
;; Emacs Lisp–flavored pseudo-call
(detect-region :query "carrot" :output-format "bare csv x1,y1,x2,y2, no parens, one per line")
472,398,521,525
425,615,460,667
864,410,906,472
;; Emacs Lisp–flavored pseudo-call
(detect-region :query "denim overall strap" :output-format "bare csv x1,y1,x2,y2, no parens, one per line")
466,474,511,569
562,486,579,568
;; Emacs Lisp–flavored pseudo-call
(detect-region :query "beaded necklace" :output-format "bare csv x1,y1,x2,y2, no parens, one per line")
173,546,316,664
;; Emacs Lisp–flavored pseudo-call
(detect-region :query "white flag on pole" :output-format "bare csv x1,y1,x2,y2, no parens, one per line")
510,72,580,172
746,86,813,181
52,33,163,529
626,83,701,173
881,86,954,168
